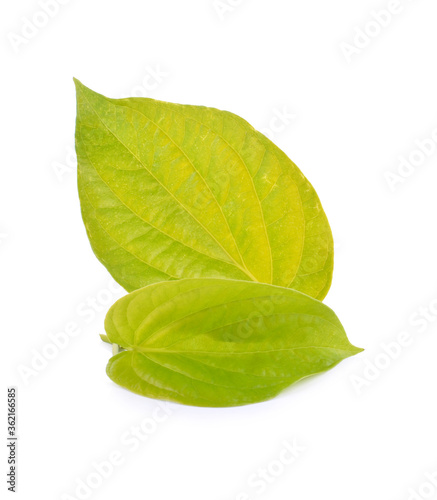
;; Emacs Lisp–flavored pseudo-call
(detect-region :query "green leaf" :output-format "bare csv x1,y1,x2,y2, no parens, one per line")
75,79,333,299
104,278,362,407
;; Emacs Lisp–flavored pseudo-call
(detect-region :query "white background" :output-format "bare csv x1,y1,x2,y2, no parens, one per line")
2,0,437,499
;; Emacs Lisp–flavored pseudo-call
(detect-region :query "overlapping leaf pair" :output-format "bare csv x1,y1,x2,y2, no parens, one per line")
74,79,362,407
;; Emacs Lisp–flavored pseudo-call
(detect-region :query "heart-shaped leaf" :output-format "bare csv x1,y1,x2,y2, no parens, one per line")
104,278,361,407
75,80,333,299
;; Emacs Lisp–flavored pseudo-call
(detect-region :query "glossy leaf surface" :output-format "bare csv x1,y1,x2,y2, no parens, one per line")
104,279,361,407
75,80,333,299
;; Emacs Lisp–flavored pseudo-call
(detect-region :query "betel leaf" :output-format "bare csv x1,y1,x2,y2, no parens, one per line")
104,278,361,407
74,80,333,299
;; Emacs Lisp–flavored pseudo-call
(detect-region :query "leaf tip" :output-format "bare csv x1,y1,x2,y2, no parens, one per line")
73,78,95,98
73,77,83,90
73,79,108,106
73,78,89,101
351,345,364,356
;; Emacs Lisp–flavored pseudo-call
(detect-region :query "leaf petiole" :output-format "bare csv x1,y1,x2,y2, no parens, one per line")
100,334,123,355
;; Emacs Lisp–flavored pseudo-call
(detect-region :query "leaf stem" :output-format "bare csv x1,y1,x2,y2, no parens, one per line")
100,334,123,355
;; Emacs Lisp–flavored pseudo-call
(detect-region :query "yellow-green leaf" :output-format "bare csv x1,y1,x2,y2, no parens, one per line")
104,278,361,407
75,80,333,299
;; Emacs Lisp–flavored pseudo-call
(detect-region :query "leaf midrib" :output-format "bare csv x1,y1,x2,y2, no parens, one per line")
120,101,251,277
130,344,356,355
79,131,248,277
79,89,259,282
135,291,291,346
156,102,274,282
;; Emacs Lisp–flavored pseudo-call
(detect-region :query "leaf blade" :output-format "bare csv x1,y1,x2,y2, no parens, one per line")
104,278,362,407
75,80,333,298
